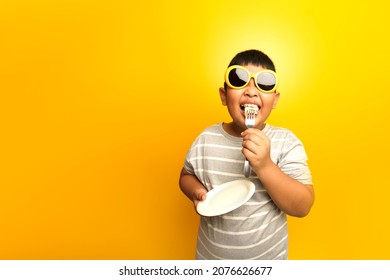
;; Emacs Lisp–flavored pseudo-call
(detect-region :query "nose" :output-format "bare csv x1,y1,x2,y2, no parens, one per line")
244,78,259,97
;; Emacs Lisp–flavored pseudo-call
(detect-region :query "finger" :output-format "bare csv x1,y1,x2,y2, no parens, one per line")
241,127,263,136
242,137,261,152
242,129,265,141
195,189,207,202
242,145,258,159
243,134,262,147
242,147,255,159
194,191,207,210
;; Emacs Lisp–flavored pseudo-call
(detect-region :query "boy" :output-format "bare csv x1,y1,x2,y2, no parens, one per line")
179,49,314,259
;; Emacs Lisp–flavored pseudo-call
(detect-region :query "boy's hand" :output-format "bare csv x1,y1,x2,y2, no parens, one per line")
241,128,272,172
179,168,208,215
192,188,207,209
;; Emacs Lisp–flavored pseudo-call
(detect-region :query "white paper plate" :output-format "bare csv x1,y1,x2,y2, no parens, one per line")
196,179,255,217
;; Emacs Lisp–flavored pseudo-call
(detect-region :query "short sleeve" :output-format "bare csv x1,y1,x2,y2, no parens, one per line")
278,135,312,185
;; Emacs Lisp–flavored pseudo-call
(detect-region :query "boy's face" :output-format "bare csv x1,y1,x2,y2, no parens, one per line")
219,64,280,133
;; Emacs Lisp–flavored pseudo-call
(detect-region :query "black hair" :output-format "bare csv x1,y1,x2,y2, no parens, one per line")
227,49,276,72
224,49,276,90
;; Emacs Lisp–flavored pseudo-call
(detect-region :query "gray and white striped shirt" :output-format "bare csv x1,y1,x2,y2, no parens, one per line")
184,123,312,259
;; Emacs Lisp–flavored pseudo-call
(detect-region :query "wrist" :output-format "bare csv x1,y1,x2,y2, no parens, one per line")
253,158,276,178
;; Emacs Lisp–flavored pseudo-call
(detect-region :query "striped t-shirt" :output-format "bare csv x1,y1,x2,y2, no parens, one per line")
184,123,312,260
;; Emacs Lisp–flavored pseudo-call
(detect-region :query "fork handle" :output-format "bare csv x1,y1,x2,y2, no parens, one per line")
244,159,251,178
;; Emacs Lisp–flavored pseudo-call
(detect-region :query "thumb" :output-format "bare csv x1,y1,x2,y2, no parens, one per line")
194,189,207,202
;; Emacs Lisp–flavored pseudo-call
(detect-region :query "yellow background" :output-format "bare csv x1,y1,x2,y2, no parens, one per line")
1,0,389,259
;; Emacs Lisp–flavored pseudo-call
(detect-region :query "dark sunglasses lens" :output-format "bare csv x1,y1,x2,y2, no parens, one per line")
228,68,248,87
257,72,277,91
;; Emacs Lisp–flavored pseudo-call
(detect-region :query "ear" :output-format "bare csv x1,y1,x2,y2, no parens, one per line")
272,91,280,109
219,87,227,106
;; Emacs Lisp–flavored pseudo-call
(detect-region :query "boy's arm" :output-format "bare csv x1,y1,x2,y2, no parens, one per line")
256,163,314,217
179,168,208,210
242,128,314,217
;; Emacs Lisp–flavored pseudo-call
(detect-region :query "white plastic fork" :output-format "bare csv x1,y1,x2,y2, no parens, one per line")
244,105,257,178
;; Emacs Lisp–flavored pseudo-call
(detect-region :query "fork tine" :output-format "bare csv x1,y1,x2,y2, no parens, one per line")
245,106,257,128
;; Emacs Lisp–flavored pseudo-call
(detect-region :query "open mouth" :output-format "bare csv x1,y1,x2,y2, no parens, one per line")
240,104,260,112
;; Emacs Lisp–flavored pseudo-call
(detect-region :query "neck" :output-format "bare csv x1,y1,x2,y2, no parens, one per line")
222,122,266,137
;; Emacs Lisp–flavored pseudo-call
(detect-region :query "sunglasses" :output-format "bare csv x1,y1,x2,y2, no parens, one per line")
225,65,279,93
